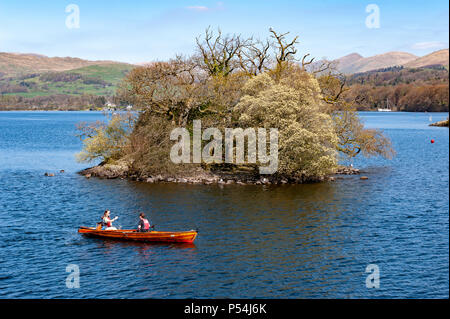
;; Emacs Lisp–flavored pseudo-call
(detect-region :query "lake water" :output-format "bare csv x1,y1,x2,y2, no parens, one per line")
0,111,448,298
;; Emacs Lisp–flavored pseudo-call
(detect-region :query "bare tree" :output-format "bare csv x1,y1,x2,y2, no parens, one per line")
318,72,395,159
120,56,215,126
319,72,349,106
195,26,249,77
237,39,272,76
268,28,302,80
300,53,315,70
269,28,299,63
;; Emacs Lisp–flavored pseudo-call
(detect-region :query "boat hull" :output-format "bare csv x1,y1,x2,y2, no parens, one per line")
78,227,197,243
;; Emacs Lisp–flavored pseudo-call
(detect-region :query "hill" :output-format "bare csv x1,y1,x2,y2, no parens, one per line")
0,53,135,110
324,49,449,74
338,51,418,74
0,52,129,77
404,49,449,68
333,53,363,72
0,63,135,98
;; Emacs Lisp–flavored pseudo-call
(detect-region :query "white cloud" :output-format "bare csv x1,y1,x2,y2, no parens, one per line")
186,6,210,12
412,41,447,50
186,2,225,12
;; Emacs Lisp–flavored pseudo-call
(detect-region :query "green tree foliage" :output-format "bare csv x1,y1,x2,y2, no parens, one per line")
76,112,135,163
331,104,395,158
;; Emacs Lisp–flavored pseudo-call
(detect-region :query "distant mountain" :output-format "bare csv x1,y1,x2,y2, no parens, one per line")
0,52,135,102
333,53,363,72
404,49,449,68
0,63,135,98
0,52,132,77
331,49,449,74
337,51,418,74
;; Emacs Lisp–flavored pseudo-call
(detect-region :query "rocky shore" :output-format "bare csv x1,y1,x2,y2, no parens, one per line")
78,162,360,185
429,118,449,127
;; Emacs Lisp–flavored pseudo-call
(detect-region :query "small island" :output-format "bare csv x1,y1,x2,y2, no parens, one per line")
77,28,394,185
429,118,449,127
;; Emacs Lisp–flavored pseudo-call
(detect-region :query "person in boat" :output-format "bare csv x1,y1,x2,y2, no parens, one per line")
137,212,151,232
102,210,118,230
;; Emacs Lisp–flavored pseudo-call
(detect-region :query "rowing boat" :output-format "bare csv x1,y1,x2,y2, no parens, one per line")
78,226,198,243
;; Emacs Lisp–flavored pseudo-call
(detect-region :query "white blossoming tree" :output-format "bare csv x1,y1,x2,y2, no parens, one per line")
234,71,338,180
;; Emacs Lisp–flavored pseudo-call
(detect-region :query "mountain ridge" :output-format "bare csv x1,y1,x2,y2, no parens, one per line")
0,52,133,77
404,49,449,68
2,49,449,77
321,49,449,74
336,51,418,74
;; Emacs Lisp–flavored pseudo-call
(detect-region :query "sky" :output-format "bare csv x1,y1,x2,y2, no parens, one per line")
0,0,448,63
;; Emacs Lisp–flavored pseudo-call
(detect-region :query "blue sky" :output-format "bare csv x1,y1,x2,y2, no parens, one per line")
0,0,448,63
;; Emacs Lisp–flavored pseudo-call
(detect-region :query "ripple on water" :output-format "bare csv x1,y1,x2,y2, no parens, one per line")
0,111,448,298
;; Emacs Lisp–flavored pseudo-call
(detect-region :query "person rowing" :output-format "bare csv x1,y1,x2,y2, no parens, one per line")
102,210,118,230
137,212,151,232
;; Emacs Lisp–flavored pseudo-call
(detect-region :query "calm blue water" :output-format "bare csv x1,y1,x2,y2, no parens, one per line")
0,111,448,298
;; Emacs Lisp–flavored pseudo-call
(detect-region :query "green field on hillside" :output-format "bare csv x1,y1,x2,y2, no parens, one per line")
70,64,134,86
0,63,135,98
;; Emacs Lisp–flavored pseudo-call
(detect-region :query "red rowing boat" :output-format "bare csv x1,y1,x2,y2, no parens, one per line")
78,226,198,243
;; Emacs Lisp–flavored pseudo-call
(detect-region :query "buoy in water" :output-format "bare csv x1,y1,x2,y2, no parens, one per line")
431,139,435,144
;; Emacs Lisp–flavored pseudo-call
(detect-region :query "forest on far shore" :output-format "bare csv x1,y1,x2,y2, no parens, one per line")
343,65,449,112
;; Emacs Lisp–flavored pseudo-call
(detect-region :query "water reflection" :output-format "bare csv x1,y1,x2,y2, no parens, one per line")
124,181,361,296
89,237,197,257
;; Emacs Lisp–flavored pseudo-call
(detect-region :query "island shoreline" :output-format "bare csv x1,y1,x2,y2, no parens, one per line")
78,163,360,185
